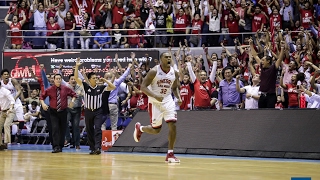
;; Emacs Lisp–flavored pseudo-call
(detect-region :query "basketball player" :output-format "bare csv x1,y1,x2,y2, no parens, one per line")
0,69,24,147
133,52,182,163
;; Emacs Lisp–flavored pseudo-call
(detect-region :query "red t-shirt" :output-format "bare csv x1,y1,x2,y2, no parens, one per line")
18,8,29,22
269,14,282,34
227,19,239,37
127,29,139,45
10,22,23,45
191,19,203,34
130,94,139,109
46,23,60,36
286,84,299,107
193,79,212,107
300,9,313,29
252,13,266,32
112,6,125,25
180,82,194,110
175,14,188,32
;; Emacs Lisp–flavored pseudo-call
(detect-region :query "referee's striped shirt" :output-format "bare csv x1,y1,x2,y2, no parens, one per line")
83,82,108,110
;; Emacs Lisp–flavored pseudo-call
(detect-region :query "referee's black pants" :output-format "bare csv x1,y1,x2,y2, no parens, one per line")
85,108,104,150
49,108,67,150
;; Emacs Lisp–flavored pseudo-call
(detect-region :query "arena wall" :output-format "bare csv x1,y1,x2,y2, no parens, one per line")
109,109,320,160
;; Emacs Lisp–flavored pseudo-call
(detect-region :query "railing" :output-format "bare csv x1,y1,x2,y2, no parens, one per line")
4,27,259,50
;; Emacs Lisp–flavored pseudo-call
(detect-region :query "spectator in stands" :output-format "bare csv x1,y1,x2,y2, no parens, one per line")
32,0,47,37
104,53,133,130
236,74,260,109
46,16,61,49
282,60,299,108
65,74,83,150
299,1,313,29
4,11,26,49
16,0,30,39
178,73,194,110
208,4,222,47
280,72,305,108
24,88,40,105
23,101,40,133
218,67,244,109
111,24,127,48
299,85,320,108
59,11,75,49
93,25,111,49
186,56,217,109
150,2,172,47
280,0,294,30
112,0,125,27
223,12,239,46
250,5,267,32
250,39,285,108
128,79,140,116
126,21,140,48
190,11,205,47
173,4,189,47
79,7,92,49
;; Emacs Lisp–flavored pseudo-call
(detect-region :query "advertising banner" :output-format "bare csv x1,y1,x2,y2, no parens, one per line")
3,50,159,82
101,130,123,151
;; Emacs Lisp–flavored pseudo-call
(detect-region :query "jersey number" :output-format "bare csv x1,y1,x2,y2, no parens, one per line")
160,89,167,94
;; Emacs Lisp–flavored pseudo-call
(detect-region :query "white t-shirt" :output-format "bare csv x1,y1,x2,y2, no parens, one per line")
243,85,260,109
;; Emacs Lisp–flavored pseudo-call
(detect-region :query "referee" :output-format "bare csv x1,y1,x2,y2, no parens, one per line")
74,58,115,155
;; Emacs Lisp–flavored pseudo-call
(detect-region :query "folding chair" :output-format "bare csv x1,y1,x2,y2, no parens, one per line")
21,120,39,144
34,120,48,145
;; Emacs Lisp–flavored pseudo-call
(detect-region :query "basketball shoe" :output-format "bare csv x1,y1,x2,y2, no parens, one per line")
133,122,143,142
165,152,180,163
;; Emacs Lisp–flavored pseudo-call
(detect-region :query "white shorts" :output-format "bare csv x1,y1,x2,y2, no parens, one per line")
14,105,24,121
148,100,177,128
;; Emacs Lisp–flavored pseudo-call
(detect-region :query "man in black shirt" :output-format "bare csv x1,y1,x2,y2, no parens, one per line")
150,1,172,47
74,58,115,155
250,39,284,108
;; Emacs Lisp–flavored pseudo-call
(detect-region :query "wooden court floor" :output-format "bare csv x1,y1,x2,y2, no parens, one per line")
0,145,320,180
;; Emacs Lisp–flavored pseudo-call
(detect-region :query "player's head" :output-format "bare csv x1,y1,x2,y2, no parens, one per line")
87,72,97,86
68,74,76,86
160,52,172,68
1,69,10,81
199,70,207,83
53,74,62,87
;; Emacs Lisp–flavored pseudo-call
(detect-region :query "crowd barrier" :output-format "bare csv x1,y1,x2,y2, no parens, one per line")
109,109,320,160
